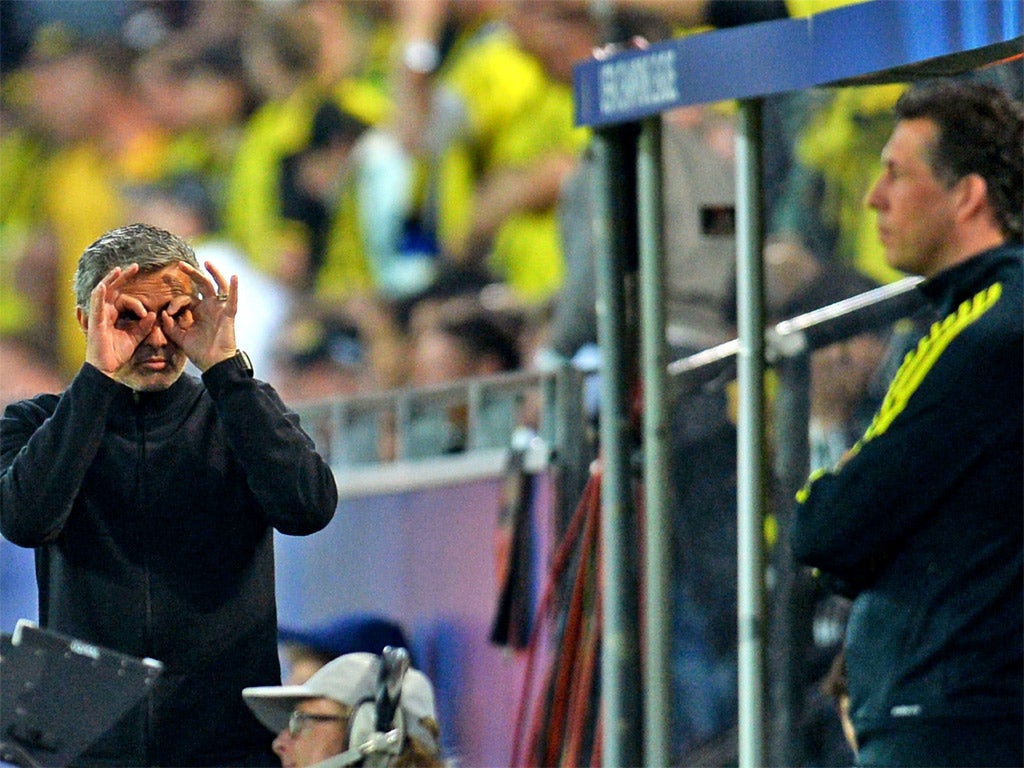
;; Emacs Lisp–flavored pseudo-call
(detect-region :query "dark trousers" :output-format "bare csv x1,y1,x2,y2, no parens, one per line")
857,717,1023,768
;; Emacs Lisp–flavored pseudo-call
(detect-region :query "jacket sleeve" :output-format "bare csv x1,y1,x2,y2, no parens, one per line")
0,364,119,546
791,289,1022,585
202,360,338,536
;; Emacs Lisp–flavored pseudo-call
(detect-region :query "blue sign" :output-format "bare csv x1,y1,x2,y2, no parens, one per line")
574,0,1022,127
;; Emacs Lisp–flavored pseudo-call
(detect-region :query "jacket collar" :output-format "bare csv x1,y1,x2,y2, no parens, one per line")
109,372,202,423
917,241,1023,315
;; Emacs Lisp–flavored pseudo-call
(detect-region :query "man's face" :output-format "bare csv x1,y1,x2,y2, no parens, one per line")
409,328,474,387
99,265,193,392
272,699,347,768
866,118,960,277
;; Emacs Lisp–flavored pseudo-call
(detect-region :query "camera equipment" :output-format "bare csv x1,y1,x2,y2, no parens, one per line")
0,621,163,767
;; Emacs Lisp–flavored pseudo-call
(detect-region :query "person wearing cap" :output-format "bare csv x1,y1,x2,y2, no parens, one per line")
244,651,445,768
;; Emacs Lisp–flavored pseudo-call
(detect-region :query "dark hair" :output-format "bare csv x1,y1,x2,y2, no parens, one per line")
31,29,136,83
74,223,199,309
894,79,1023,241
261,12,319,75
128,173,220,233
308,101,369,149
438,309,521,373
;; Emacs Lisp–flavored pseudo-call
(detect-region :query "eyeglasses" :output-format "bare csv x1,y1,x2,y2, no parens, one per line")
288,709,343,738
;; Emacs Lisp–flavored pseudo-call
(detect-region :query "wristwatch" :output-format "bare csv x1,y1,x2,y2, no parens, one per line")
226,349,254,377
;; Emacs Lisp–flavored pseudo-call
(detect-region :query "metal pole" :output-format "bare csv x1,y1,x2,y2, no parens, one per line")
768,352,814,766
734,98,767,768
591,127,644,768
552,362,593,537
637,116,672,767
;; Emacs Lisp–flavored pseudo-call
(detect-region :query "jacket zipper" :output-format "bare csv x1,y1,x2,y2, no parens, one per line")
135,393,155,764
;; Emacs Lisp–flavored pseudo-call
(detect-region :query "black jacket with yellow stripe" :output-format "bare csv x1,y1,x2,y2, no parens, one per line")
792,243,1023,738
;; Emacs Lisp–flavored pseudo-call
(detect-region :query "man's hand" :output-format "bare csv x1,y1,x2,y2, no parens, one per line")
163,261,239,371
85,264,156,378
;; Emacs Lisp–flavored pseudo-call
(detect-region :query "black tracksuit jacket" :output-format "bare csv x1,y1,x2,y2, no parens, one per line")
791,244,1023,745
0,359,338,766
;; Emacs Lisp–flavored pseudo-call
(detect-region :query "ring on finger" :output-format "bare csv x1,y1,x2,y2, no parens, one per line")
215,292,229,302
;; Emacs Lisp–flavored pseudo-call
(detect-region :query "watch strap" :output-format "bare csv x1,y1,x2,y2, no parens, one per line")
228,349,253,377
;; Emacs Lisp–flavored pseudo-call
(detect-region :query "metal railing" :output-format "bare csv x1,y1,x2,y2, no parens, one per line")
291,364,591,501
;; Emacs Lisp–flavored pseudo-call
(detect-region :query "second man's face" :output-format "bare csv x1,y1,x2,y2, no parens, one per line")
866,118,961,278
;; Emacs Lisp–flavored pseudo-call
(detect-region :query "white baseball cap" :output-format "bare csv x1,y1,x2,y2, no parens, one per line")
242,652,438,752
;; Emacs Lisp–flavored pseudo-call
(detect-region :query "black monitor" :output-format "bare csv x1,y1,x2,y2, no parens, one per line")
0,621,163,767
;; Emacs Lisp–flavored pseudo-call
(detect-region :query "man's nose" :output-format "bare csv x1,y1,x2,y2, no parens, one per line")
144,320,169,346
272,730,290,756
865,177,885,210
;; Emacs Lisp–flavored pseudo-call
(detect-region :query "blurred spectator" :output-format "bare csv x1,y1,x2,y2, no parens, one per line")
398,296,524,457
345,293,417,393
672,244,889,765
16,28,173,379
390,0,508,256
794,278,890,472
407,297,522,387
770,255,888,768
278,612,413,685
537,100,734,374
272,310,367,405
391,0,520,229
270,296,410,464
281,101,422,302
2,40,59,364
771,83,907,283
0,103,54,366
222,9,331,288
724,241,893,468
222,2,397,296
0,338,64,411
289,0,401,298
458,1,594,303
134,34,258,207
392,0,591,305
667,375,741,763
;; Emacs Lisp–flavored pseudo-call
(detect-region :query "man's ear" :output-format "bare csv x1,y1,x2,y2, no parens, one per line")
954,173,990,224
76,306,89,334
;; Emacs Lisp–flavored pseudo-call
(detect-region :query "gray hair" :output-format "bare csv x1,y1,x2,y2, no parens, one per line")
73,223,200,309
